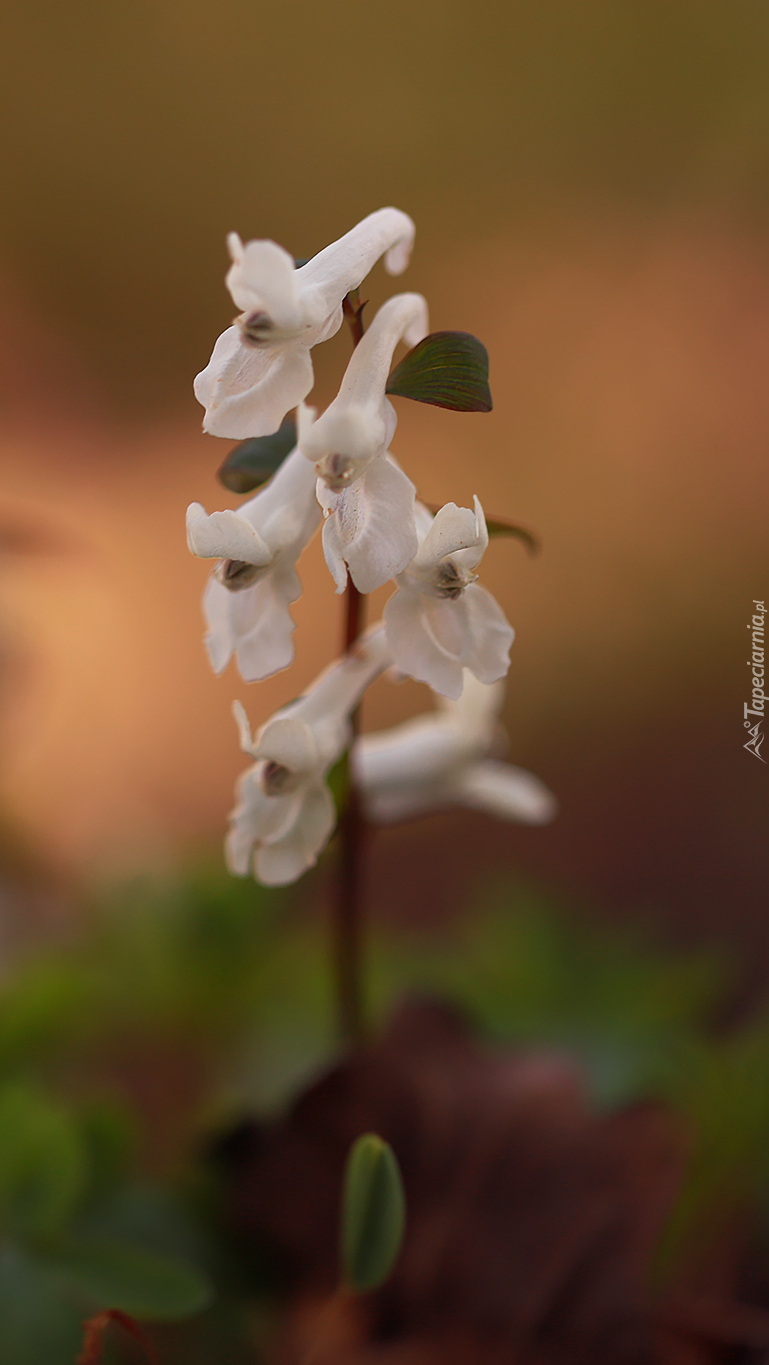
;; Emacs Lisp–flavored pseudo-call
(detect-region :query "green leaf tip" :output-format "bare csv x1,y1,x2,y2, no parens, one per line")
217,416,297,494
341,1133,405,1293
485,517,540,555
421,504,540,556
386,331,492,412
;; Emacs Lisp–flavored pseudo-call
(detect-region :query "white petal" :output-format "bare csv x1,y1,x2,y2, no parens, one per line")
193,325,242,409
195,448,319,682
225,771,303,874
360,779,446,825
454,761,558,824
255,782,336,886
453,495,489,573
355,713,465,789
238,447,321,555
321,507,350,594
304,403,387,476
324,457,417,594
201,560,302,681
224,806,255,877
226,238,302,329
299,296,425,479
226,232,244,264
297,208,415,307
194,332,314,439
186,504,272,564
293,625,393,726
458,584,515,684
232,562,302,682
414,501,436,541
287,625,390,764
384,588,465,700
333,294,428,411
232,700,256,755
254,717,319,773
387,587,513,700
202,576,238,675
297,401,318,461
411,501,482,572
441,673,506,744
230,629,391,883
355,667,509,817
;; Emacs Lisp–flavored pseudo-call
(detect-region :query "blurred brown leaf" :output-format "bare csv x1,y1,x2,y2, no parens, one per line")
215,1000,769,1364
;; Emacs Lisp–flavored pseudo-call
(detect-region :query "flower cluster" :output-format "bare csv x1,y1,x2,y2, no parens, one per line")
189,208,555,885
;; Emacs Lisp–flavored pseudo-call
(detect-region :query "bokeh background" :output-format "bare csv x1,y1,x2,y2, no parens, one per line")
0,0,767,963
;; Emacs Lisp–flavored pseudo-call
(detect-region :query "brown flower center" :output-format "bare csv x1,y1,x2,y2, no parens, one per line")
238,310,274,345
215,559,263,591
260,761,301,796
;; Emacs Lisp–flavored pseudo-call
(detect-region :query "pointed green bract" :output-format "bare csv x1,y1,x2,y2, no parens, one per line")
485,517,540,555
217,417,297,494
385,331,492,412
341,1133,405,1293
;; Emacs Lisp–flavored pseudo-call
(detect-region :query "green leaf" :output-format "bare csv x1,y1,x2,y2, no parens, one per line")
0,1244,86,1365
0,1084,86,1240
217,416,297,494
485,517,540,555
341,1134,405,1293
385,332,492,412
78,1103,136,1204
48,1239,213,1320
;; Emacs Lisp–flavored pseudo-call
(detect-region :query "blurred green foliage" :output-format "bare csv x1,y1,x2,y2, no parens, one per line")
1,865,769,1361
0,1082,212,1362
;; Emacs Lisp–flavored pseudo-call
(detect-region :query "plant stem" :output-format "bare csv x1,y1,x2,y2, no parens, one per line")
333,289,368,1047
334,581,367,1046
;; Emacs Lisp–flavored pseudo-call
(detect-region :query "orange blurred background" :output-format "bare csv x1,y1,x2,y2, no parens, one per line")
0,1,766,957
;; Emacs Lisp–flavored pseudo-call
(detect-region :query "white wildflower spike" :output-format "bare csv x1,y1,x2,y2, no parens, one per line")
194,208,415,439
186,446,321,682
299,292,428,593
227,627,391,886
383,497,514,700
354,672,556,827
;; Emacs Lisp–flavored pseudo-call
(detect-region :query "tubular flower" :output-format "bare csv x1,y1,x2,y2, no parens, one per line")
354,671,557,826
227,627,391,886
298,292,428,593
383,498,514,700
186,446,321,682
194,208,415,439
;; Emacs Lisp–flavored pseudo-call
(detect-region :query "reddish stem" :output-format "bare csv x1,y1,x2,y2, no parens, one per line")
333,294,368,1047
334,582,367,1046
78,1310,160,1365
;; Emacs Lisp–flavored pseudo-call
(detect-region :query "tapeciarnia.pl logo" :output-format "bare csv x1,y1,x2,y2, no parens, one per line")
744,599,766,762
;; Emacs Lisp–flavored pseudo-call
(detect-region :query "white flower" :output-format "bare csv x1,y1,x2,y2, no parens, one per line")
186,446,321,682
354,671,556,826
194,208,415,439
383,498,514,700
299,292,429,593
227,627,391,886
